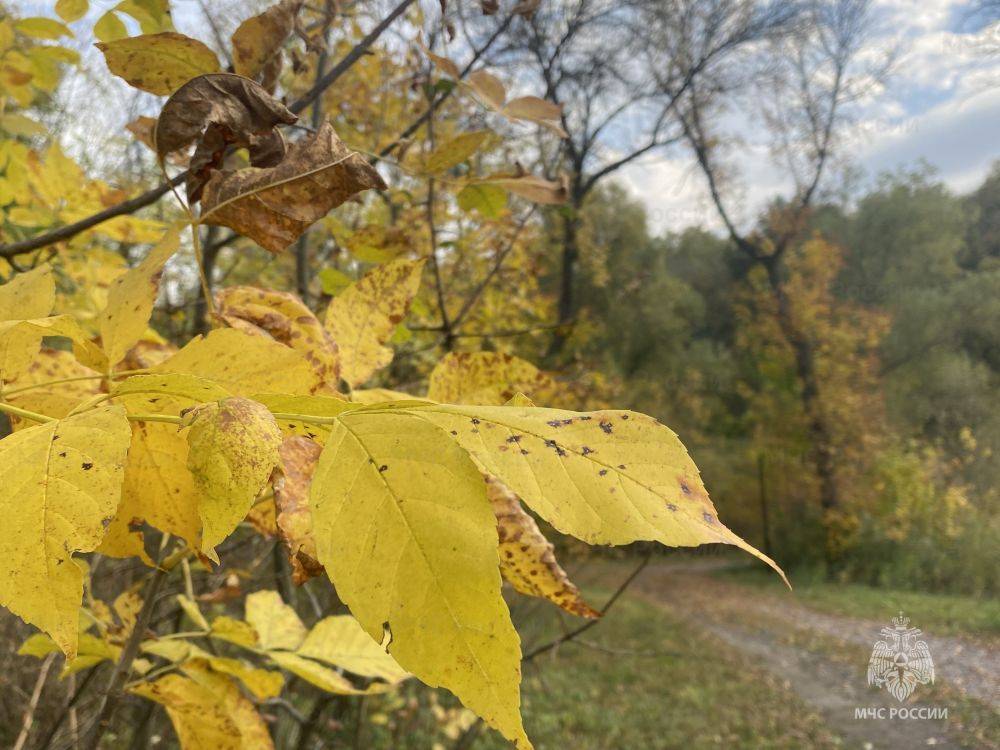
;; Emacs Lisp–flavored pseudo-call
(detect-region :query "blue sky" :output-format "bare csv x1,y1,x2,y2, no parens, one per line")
621,0,1000,232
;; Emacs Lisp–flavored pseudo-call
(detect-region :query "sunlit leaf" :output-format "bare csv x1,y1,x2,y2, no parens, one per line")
97,32,220,95
0,406,130,658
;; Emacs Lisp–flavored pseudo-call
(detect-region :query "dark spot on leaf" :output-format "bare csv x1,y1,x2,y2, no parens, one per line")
680,481,691,495
702,512,715,524
379,465,388,472
581,446,594,455
506,435,521,443
666,503,678,512
598,469,608,476
599,420,613,434
617,464,626,470
82,462,93,470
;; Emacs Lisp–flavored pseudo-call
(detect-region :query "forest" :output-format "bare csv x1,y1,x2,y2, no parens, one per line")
0,0,997,748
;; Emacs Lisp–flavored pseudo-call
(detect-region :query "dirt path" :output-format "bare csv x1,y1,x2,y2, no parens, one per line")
632,561,998,750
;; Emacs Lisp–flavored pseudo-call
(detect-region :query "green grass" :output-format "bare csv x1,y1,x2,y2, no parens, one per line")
718,566,1000,639
355,585,840,749
477,587,840,750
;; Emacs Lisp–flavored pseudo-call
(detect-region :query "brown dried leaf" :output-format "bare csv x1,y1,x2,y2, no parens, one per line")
154,73,297,159
501,95,566,136
199,121,386,253
215,286,340,386
480,0,500,14
473,172,568,205
489,476,599,619
232,0,302,81
466,69,506,110
273,436,324,584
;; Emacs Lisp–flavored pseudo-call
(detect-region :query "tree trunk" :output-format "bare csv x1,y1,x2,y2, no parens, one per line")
194,226,220,335
763,260,841,569
546,204,581,358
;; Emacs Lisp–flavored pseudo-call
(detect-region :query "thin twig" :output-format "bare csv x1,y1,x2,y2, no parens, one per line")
82,538,173,750
522,552,652,662
13,653,55,750
34,665,100,750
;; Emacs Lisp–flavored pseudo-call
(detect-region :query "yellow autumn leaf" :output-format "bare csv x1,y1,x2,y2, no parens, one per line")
210,615,259,649
97,32,221,95
488,477,599,619
130,662,275,750
155,328,321,395
98,226,180,367
0,315,106,377
427,351,556,406
56,0,89,23
310,410,529,748
404,403,785,580
0,405,131,658
298,615,409,684
216,286,340,388
16,17,72,40
175,594,209,631
231,0,301,80
142,639,284,699
0,264,55,383
323,258,426,387
101,374,231,560
424,131,491,174
183,398,282,557
3,349,101,431
244,590,306,650
266,650,374,694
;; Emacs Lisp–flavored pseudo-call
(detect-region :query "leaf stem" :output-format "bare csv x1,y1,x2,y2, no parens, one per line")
0,401,54,423
0,368,152,398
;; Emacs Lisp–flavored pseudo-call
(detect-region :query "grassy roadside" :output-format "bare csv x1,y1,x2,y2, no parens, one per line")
356,579,841,749
470,587,842,749
717,566,1000,639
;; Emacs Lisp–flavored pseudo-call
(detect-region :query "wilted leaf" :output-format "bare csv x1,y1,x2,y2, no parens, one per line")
244,590,306,650
273,436,324,584
130,662,274,750
310,411,529,747
0,406,130,658
98,226,180,367
323,258,426,387
154,73,297,158
298,616,408,683
427,352,555,406
97,32,220,96
425,131,490,173
183,398,282,557
488,477,599,619
199,121,386,253
232,0,301,80
154,328,321,396
216,286,340,387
